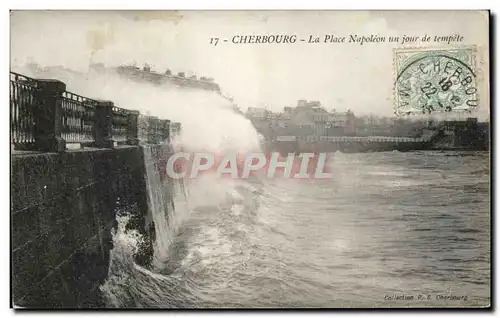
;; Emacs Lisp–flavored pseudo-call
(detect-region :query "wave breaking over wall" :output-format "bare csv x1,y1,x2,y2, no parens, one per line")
32,64,265,307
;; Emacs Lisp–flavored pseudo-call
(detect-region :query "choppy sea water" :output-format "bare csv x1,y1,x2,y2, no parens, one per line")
100,150,490,308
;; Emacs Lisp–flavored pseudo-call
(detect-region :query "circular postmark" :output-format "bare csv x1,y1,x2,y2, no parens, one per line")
394,51,478,115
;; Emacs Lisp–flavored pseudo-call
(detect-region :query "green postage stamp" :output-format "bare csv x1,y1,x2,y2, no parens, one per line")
393,47,478,116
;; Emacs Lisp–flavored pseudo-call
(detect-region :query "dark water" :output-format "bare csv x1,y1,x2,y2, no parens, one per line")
101,150,490,308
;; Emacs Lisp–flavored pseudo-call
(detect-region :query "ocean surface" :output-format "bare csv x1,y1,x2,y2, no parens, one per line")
100,150,490,308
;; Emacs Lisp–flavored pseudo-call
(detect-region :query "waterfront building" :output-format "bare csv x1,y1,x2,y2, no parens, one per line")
246,100,357,139
90,63,221,91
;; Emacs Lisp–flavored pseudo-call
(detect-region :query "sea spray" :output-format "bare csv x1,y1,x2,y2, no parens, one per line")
100,212,197,308
100,214,146,307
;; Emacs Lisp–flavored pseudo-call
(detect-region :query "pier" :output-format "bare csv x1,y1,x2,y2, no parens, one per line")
10,71,175,308
282,135,434,143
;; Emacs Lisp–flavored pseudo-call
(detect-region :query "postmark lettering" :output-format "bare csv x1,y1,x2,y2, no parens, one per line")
393,48,478,116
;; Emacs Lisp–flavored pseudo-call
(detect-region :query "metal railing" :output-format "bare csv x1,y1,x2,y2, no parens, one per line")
111,106,131,143
61,91,98,144
10,71,178,152
10,72,38,149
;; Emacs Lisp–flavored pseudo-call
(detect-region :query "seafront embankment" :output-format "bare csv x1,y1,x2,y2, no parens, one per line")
10,71,175,308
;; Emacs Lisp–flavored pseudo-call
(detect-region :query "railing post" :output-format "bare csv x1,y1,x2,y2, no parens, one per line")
34,79,66,152
126,110,140,145
147,116,159,145
93,100,114,148
162,119,171,144
176,123,182,137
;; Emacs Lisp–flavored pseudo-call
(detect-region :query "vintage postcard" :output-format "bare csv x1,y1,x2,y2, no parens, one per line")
10,10,490,309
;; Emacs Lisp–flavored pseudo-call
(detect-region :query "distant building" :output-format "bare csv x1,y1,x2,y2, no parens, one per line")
113,64,220,91
246,107,268,119
246,100,358,139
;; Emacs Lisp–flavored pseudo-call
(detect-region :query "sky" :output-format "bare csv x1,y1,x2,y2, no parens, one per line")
10,10,490,119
